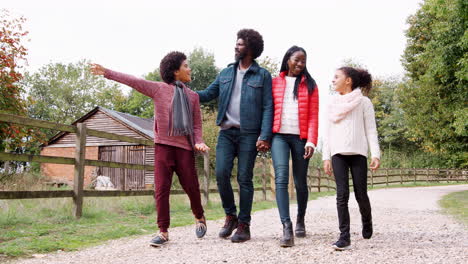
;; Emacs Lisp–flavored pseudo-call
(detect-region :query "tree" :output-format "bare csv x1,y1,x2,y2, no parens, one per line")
370,77,417,152
401,0,467,167
258,56,279,77
115,69,161,118
187,47,219,110
25,59,126,135
0,10,43,173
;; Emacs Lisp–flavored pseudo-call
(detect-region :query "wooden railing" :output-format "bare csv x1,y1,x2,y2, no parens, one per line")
1,113,467,218
0,112,210,219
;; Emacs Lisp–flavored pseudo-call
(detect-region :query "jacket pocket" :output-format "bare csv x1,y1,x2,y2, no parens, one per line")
247,81,263,88
220,77,232,84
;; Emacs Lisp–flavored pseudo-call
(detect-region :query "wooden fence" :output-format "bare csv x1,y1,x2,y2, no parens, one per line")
0,112,210,219
1,113,467,219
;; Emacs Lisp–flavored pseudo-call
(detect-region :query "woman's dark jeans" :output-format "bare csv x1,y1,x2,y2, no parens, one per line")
332,154,372,241
271,133,310,224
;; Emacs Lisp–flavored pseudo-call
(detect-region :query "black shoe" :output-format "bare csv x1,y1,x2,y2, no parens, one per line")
231,222,250,243
196,216,207,239
219,215,238,238
280,221,294,247
295,216,306,238
149,233,169,247
332,239,351,251
362,221,373,239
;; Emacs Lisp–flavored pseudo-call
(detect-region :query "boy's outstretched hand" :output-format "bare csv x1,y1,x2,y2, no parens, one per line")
90,63,106,75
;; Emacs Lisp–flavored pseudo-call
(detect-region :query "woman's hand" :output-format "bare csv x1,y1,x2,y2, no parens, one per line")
303,146,314,159
323,160,332,176
89,63,106,75
370,157,380,171
195,143,210,153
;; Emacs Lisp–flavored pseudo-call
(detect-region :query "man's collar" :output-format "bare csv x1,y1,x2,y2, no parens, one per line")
229,60,259,73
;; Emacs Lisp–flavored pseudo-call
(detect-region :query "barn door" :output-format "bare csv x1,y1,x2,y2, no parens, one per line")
126,146,145,190
98,146,145,190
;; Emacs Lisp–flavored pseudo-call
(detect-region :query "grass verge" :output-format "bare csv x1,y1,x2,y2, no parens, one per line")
0,191,332,260
438,190,468,226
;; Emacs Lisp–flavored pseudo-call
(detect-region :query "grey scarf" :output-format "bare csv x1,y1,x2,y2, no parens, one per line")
168,81,194,140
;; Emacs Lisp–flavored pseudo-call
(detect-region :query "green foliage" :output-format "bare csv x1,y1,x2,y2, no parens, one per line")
0,9,28,119
114,69,161,118
0,194,279,258
188,47,219,91
24,59,127,134
370,77,418,152
400,0,468,167
116,90,154,118
0,10,45,171
187,47,219,110
258,56,280,77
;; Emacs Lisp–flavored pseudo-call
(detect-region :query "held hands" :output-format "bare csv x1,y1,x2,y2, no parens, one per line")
323,160,332,176
370,157,380,171
256,140,270,152
89,63,106,75
195,143,210,153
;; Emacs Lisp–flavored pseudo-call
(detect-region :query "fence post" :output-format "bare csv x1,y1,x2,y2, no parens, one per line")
317,167,321,192
426,168,430,183
414,168,417,184
202,152,210,206
370,169,374,188
270,160,276,195
386,168,389,187
73,123,86,219
262,156,267,200
400,168,403,185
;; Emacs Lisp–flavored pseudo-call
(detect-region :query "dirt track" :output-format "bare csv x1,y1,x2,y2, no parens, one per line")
12,185,468,264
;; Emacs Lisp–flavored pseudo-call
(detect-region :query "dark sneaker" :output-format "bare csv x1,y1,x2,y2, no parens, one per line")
332,239,351,251
219,215,238,238
295,216,306,238
196,216,207,239
280,221,294,247
231,222,250,243
149,233,169,247
362,222,373,239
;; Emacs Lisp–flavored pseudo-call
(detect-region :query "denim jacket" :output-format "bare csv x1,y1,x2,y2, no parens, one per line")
197,61,273,141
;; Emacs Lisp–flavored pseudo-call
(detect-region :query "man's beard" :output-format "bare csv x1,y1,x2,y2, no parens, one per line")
235,50,246,62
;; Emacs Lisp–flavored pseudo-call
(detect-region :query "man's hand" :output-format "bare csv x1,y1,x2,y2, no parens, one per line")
323,160,332,176
195,143,210,153
256,140,270,152
89,63,106,75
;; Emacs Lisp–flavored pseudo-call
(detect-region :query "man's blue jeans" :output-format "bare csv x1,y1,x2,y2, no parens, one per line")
215,128,258,224
271,133,310,224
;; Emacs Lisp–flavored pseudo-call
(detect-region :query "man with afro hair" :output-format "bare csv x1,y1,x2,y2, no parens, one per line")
197,29,273,243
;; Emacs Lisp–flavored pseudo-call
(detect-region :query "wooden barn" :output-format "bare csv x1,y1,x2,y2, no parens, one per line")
41,106,155,190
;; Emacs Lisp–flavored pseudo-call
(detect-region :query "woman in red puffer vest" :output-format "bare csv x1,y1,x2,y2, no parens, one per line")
271,46,319,247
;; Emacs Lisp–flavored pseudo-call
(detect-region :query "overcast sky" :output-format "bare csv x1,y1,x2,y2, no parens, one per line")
4,0,423,140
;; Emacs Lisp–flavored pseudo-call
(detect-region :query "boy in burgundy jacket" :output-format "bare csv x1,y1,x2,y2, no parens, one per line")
91,51,209,247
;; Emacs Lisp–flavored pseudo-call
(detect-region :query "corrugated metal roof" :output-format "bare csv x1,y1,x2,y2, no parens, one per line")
45,106,154,146
98,107,154,139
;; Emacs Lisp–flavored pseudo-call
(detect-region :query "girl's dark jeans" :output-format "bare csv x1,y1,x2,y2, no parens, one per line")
332,154,372,241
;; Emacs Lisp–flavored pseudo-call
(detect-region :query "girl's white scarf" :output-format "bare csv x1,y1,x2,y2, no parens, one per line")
328,88,363,123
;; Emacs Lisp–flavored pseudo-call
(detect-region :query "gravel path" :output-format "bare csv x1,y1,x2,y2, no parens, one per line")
12,185,468,264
